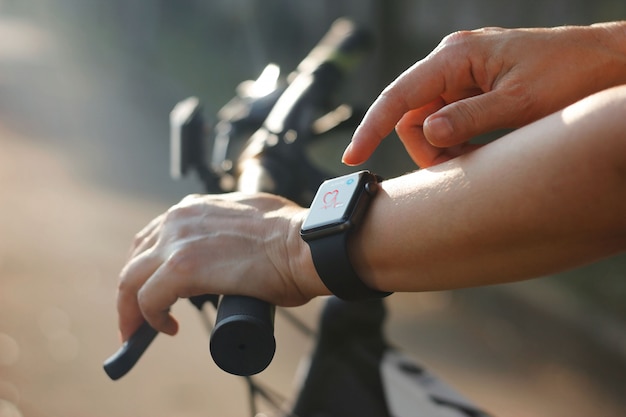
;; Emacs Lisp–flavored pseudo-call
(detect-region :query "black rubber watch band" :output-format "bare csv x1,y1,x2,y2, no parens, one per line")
308,231,391,301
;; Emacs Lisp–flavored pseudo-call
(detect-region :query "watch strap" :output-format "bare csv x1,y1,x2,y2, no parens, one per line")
308,231,391,301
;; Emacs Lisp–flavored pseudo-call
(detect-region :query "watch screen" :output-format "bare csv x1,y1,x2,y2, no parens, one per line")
302,171,363,231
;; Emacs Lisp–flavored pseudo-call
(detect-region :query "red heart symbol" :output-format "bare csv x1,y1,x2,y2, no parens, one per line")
323,189,339,207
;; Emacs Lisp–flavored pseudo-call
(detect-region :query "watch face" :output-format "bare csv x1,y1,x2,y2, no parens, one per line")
302,171,364,232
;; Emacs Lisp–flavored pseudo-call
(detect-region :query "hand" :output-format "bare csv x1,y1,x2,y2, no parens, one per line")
343,23,626,168
116,192,321,341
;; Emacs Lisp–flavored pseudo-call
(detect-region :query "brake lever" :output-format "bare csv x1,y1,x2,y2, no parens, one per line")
103,294,219,380
103,321,158,380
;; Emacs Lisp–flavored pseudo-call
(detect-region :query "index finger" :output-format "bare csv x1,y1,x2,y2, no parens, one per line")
342,60,445,166
117,248,161,341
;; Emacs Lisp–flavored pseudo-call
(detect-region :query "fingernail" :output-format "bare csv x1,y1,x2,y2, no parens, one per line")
425,116,453,142
162,317,178,336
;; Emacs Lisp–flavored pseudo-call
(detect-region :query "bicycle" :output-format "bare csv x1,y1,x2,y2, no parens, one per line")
104,18,493,417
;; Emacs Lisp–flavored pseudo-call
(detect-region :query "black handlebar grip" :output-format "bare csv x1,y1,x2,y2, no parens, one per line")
209,295,276,376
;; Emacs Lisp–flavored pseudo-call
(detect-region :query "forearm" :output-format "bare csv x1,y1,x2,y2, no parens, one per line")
348,86,626,293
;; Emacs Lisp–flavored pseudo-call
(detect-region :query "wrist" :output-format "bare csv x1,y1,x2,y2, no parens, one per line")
592,21,626,47
590,21,626,85
287,210,332,299
299,171,391,300
346,181,392,293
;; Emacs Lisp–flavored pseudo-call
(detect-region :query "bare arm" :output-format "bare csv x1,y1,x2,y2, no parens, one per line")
117,23,626,340
349,86,626,292
118,86,626,339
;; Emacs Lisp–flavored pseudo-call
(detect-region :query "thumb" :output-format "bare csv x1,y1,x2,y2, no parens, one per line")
424,90,528,147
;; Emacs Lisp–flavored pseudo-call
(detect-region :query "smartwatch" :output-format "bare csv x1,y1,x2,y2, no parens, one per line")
300,170,391,300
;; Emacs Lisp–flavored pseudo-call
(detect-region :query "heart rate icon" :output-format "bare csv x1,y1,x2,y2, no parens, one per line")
322,189,339,209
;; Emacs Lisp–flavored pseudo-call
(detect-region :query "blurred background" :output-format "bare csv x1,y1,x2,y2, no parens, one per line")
1,1,626,416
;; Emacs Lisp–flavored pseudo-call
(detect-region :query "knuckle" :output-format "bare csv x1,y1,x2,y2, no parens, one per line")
180,193,202,204
164,245,200,277
164,204,187,221
510,82,534,107
453,99,479,124
136,286,151,312
131,232,145,249
431,31,476,78
136,287,163,325
500,81,536,124
394,119,410,138
442,29,472,44
436,28,498,66
438,30,476,53
441,27,504,47
166,194,203,219
117,270,138,295
394,115,420,140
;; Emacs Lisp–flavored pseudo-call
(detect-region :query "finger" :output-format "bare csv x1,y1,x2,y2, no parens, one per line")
117,248,162,341
396,108,486,167
126,214,164,261
343,60,447,166
136,237,249,335
424,86,531,147
397,127,446,169
395,101,447,167
135,251,192,336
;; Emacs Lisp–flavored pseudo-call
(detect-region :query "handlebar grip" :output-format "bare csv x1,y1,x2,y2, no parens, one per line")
209,295,276,376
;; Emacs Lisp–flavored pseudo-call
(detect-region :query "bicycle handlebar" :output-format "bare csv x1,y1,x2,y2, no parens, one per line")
104,18,373,379
210,19,373,376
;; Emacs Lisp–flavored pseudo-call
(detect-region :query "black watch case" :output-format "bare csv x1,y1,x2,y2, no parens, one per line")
300,170,379,241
